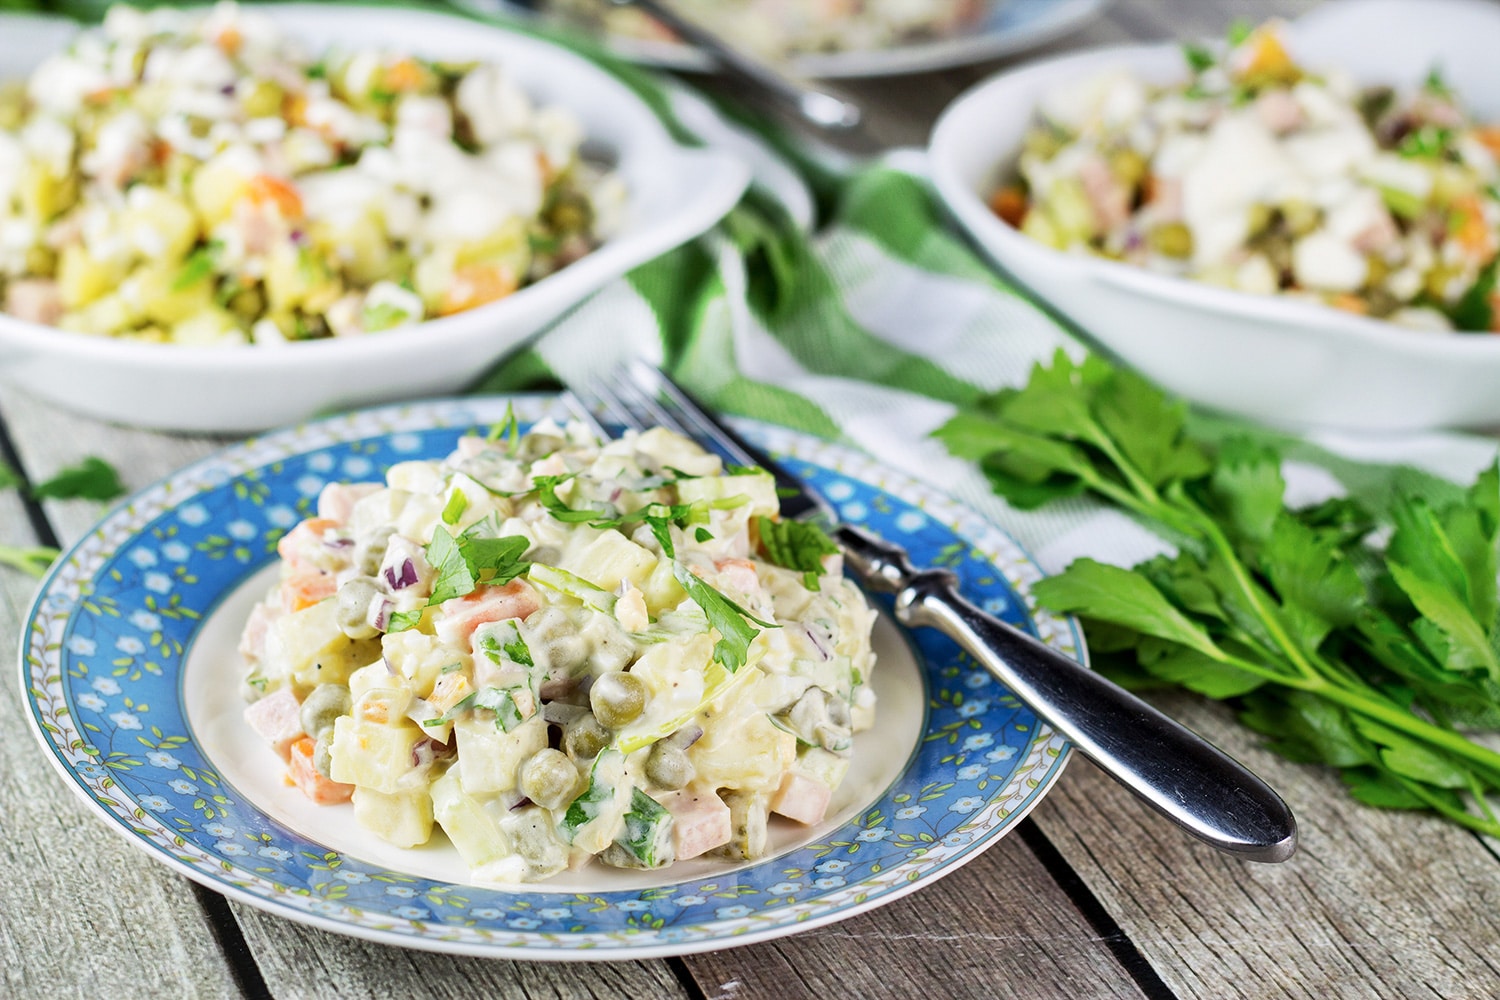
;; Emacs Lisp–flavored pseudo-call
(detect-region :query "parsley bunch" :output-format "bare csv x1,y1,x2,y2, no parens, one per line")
937,350,1500,836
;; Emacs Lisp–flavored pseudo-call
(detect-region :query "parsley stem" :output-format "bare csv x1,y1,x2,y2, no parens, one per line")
1172,488,1326,683
1307,677,1500,784
1396,775,1500,838
0,544,59,577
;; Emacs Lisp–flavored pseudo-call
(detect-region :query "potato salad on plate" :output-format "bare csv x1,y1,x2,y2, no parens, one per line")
237,419,878,883
0,2,623,344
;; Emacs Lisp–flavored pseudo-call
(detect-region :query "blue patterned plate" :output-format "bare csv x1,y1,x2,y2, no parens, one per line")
20,397,1083,959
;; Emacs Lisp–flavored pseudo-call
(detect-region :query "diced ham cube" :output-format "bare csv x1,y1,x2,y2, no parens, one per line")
244,687,306,762
771,771,833,826
276,517,340,574
1078,154,1130,232
1255,90,1304,134
434,580,540,646
5,279,64,326
238,601,282,662
316,482,381,523
713,558,761,598
288,736,354,805
657,789,732,861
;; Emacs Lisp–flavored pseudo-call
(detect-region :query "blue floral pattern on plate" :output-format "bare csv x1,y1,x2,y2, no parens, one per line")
21,398,1083,959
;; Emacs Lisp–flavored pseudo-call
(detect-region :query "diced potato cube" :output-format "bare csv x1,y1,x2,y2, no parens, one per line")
329,715,425,794
57,244,122,309
632,427,721,477
352,786,434,848
677,471,779,519
430,764,511,870
129,263,215,325
122,187,198,261
190,157,249,226
454,713,547,796
640,558,687,615
561,531,657,592
170,307,244,345
381,629,463,699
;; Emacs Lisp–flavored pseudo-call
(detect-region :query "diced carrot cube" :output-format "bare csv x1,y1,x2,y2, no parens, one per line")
247,174,304,220
281,570,337,613
288,736,354,805
440,264,518,317
988,185,1028,228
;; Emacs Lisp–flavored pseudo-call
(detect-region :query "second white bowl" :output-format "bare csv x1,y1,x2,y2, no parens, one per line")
930,0,1500,433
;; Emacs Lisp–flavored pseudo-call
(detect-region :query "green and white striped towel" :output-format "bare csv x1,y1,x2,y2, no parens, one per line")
479,144,1500,574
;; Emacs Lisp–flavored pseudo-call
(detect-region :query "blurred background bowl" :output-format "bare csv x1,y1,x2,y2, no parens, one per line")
0,4,750,433
930,0,1500,433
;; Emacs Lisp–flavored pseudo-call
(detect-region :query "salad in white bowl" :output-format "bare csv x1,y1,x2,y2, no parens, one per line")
0,3,748,431
237,419,877,883
2,2,623,345
931,0,1500,432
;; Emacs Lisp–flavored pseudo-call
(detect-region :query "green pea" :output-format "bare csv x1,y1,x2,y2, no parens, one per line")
354,527,394,577
563,713,610,762
300,683,352,739
312,728,336,779
644,742,691,790
519,749,582,810
1148,222,1194,259
590,672,646,730
335,578,380,639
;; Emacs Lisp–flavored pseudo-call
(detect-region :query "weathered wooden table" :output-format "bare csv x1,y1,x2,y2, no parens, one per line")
6,0,1499,997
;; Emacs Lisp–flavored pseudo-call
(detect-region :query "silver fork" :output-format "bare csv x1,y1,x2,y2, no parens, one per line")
564,362,1298,863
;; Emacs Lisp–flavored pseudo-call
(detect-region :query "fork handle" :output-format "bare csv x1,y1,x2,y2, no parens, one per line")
834,524,1297,863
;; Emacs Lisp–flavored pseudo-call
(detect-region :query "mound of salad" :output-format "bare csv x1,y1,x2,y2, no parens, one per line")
0,2,623,344
238,418,877,883
550,0,987,60
996,21,1500,332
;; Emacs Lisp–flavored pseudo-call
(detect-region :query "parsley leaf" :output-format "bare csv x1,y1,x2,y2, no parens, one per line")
0,461,20,492
31,457,125,501
1448,255,1498,332
171,245,217,292
756,517,840,590
672,562,778,672
1182,41,1215,73
426,527,475,604
384,609,424,634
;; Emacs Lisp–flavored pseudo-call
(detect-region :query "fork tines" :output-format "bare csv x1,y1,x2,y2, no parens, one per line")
570,363,761,472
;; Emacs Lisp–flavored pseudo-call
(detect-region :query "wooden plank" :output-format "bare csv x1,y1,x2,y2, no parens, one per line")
682,821,1150,1000
0,389,689,998
235,918,690,1000
0,408,242,1000
1031,693,1500,999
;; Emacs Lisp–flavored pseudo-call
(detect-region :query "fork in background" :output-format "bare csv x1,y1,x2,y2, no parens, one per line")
563,362,1298,863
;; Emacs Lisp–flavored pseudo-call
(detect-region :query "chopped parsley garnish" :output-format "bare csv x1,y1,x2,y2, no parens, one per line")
1182,42,1215,73
171,245,217,291
386,518,532,632
756,517,841,591
672,562,778,672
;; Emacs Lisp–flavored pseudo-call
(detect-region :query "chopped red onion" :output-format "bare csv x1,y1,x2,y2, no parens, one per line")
384,558,417,590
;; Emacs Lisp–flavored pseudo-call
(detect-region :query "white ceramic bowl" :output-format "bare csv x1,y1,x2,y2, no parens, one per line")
930,0,1500,433
0,6,750,433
